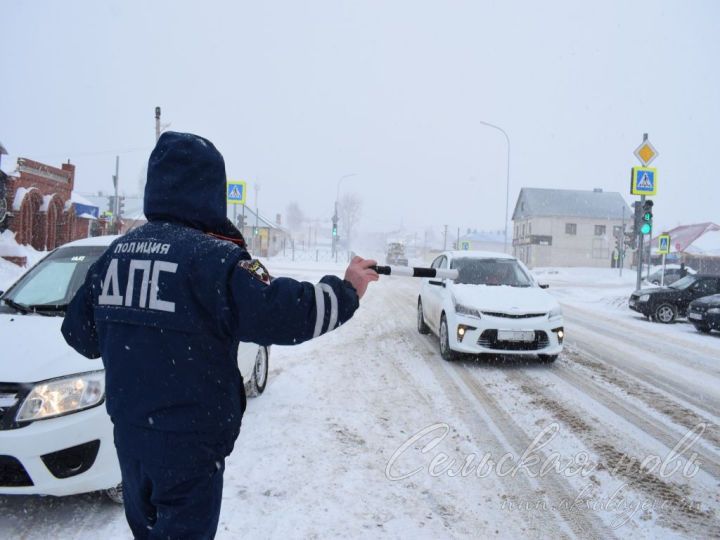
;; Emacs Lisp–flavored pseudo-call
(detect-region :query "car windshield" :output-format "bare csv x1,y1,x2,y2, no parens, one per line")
451,257,533,287
669,275,697,290
2,246,105,312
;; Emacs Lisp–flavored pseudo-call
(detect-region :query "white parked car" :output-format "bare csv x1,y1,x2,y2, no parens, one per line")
417,251,564,362
0,236,268,501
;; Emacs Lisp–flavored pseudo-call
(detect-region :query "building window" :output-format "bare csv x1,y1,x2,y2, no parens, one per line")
594,225,606,236
522,224,526,237
565,223,577,235
528,223,532,235
613,225,623,236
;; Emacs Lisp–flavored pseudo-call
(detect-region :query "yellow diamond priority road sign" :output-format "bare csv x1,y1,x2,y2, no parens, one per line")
634,139,658,166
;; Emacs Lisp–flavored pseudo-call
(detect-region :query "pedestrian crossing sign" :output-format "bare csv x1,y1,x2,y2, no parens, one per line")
630,167,657,196
460,241,470,250
658,234,670,254
227,180,247,205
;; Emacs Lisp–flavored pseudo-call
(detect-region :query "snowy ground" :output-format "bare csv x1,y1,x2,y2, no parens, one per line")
1,262,719,539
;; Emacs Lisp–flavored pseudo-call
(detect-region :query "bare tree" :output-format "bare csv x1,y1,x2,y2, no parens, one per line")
285,202,305,232
338,192,362,247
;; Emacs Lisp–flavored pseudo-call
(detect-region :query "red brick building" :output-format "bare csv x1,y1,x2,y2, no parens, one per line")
1,158,100,262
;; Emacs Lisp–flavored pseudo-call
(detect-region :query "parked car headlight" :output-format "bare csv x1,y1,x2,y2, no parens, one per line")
638,294,650,302
548,306,563,319
707,308,720,315
455,303,481,318
16,370,105,422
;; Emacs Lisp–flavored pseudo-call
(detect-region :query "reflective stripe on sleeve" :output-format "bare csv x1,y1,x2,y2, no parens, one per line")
319,283,338,332
313,284,325,338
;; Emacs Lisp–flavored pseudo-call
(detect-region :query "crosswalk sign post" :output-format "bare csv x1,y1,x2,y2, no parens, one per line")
227,180,247,205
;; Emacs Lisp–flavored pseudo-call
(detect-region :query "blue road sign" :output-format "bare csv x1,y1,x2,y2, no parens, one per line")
631,167,657,196
227,180,247,205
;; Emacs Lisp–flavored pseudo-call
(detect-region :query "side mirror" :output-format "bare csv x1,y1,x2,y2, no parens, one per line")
429,280,445,288
539,283,550,289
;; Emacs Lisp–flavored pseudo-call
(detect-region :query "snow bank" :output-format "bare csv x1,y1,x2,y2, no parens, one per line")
0,231,45,289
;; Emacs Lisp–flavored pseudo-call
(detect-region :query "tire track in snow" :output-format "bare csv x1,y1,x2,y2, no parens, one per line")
565,330,720,423
381,285,580,539
506,369,720,538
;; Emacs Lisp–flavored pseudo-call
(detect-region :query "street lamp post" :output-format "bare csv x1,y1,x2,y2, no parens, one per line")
332,173,357,257
478,121,511,254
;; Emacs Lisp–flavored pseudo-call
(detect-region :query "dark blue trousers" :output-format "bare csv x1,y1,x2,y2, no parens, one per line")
117,451,225,540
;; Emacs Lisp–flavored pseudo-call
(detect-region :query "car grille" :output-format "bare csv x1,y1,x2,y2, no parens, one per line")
481,311,547,319
0,455,33,487
478,330,549,351
0,383,31,431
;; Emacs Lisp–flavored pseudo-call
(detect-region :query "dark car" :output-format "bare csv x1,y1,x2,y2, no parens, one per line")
645,267,694,286
687,294,720,333
629,274,720,323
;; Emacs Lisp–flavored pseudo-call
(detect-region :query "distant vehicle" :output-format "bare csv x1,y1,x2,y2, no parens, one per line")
687,294,720,333
644,265,696,286
629,274,720,323
386,242,408,266
417,251,564,363
0,236,268,501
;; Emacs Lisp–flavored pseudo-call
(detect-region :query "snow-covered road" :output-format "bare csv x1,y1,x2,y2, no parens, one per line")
1,262,719,539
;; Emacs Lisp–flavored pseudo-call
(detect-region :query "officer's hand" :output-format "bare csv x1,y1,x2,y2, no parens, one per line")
344,256,379,299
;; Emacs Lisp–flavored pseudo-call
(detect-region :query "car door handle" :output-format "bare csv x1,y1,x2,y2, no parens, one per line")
429,280,445,287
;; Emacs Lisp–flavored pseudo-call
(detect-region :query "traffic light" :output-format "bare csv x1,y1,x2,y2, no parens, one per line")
253,225,259,236
332,223,338,237
118,196,125,217
614,231,622,253
640,200,653,235
236,214,246,228
107,195,116,214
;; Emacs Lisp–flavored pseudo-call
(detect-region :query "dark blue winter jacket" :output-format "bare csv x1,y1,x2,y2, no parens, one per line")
61,132,359,465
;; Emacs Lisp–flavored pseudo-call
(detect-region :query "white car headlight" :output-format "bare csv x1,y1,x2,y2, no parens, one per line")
548,306,563,319
707,308,720,315
639,294,650,302
16,370,105,422
455,303,481,318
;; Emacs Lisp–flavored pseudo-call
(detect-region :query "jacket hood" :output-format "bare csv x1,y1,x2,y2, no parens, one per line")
144,131,246,243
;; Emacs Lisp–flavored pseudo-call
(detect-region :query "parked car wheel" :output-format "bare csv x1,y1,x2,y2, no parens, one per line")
439,314,458,361
246,347,269,397
538,354,558,363
654,303,677,324
105,483,124,504
417,298,430,335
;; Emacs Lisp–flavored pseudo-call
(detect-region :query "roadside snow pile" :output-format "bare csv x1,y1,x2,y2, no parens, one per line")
532,267,636,312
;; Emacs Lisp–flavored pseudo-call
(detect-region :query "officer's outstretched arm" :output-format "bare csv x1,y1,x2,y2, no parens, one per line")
228,264,360,347
62,278,101,359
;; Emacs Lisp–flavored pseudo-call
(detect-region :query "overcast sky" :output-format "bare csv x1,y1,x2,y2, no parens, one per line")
3,0,718,236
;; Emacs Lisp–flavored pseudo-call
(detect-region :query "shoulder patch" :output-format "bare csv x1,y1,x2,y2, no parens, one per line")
238,259,271,285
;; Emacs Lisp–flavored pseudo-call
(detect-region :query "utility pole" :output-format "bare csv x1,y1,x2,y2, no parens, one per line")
443,224,448,251
254,184,260,254
112,155,120,234
619,204,626,277
155,107,162,142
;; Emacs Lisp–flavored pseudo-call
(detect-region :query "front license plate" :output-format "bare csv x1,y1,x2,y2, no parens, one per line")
688,313,703,320
497,330,535,342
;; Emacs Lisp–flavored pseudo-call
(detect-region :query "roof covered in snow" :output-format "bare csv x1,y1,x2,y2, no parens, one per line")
512,188,631,221
651,222,720,254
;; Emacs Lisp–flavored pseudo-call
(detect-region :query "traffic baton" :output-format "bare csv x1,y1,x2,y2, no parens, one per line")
370,265,458,280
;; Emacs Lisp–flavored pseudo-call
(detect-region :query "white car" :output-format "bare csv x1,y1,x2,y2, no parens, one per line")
0,236,268,501
417,251,564,362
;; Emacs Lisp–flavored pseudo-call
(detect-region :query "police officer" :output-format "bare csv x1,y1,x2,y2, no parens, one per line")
61,132,378,539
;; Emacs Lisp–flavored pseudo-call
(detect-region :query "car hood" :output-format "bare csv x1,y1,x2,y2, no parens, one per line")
634,287,673,295
0,313,102,383
691,294,720,307
451,284,559,314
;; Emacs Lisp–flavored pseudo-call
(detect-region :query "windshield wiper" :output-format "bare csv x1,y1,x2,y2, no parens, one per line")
3,298,32,314
28,304,67,315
